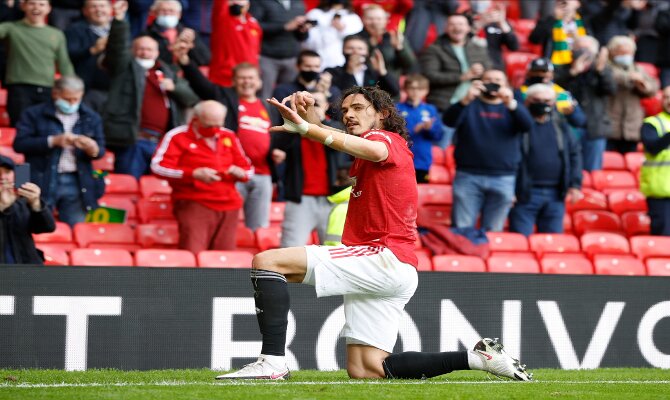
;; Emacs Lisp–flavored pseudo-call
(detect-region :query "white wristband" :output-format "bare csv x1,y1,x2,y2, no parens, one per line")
323,134,334,146
282,117,309,136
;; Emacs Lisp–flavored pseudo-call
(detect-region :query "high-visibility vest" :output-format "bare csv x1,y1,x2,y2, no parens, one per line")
323,187,351,246
640,112,670,198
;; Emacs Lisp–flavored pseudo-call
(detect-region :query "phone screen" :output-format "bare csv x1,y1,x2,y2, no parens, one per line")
14,163,30,189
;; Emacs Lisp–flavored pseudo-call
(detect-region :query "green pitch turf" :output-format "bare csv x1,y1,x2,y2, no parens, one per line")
0,368,668,400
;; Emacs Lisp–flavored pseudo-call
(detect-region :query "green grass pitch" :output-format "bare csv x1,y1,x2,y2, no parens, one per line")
0,368,668,400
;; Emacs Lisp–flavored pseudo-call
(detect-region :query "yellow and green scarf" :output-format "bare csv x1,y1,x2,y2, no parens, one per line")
551,14,587,66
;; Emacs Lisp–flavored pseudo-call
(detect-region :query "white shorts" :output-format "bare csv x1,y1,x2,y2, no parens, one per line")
302,245,418,353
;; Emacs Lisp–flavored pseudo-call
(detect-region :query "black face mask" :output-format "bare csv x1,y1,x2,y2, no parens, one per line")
528,102,553,117
229,4,243,16
482,82,500,98
344,53,367,65
299,70,320,82
526,76,545,86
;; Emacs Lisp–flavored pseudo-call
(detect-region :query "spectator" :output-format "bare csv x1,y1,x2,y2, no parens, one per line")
396,74,444,183
352,0,413,32
65,0,113,113
180,0,212,48
13,76,106,227
405,0,459,55
631,0,668,65
479,3,519,70
0,155,55,265
127,0,153,38
0,0,74,127
151,100,253,253
355,4,418,77
520,0,556,20
142,0,210,71
272,50,341,110
209,0,261,87
529,0,587,68
510,83,583,237
419,13,491,114
443,69,533,232
555,35,616,171
580,0,640,46
324,34,400,98
102,0,198,180
175,45,279,231
606,35,658,154
640,85,670,235
271,90,350,248
49,0,84,30
303,0,363,70
654,3,670,87
250,0,312,100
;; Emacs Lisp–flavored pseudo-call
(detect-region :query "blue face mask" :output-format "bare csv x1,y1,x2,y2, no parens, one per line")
55,98,80,114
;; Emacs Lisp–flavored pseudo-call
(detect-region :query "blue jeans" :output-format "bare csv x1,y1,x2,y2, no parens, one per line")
452,171,515,232
509,187,565,237
581,135,607,172
55,173,87,227
111,139,158,180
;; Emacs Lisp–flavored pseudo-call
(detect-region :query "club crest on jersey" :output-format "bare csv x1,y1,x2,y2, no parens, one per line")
221,137,232,147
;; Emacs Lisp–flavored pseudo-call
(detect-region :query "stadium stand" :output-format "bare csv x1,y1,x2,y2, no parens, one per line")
135,249,197,267
70,248,134,267
197,250,254,268
433,255,487,273
593,255,646,276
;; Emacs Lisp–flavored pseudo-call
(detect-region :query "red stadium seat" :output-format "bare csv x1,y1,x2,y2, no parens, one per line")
269,202,286,224
487,256,540,274
414,249,433,271
624,152,645,175
486,232,529,252
417,184,452,206
508,19,542,54
37,244,70,266
0,145,24,163
136,223,179,248
73,223,136,248
104,174,139,200
591,170,637,192
417,205,452,227
581,170,593,188
197,250,254,268
580,232,630,258
433,255,486,273
431,146,445,166
540,255,593,275
566,188,608,214
445,145,456,175
0,88,6,107
563,213,573,234
428,164,451,184
630,236,670,260
572,210,622,236
236,225,257,251
97,195,137,224
621,211,651,237
70,248,133,267
136,199,174,224
0,127,16,146
529,233,580,256
504,52,537,88
602,151,626,170
607,190,647,215
91,150,115,172
636,62,659,79
489,251,536,260
640,90,663,117
593,255,646,276
646,258,670,276
139,175,172,200
33,221,73,244
255,226,282,251
135,249,196,267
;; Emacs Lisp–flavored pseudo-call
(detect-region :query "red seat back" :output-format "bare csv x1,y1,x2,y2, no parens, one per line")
593,255,646,276
433,255,486,273
197,250,254,268
135,249,196,267
70,248,133,266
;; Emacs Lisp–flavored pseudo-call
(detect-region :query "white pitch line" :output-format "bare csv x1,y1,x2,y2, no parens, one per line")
1,380,670,388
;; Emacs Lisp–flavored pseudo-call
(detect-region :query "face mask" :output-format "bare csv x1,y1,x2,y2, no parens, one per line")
229,3,244,16
526,76,545,86
55,98,80,114
344,53,367,65
193,121,219,138
299,70,320,82
482,82,500,98
613,54,634,67
135,57,156,69
528,102,552,117
155,15,179,29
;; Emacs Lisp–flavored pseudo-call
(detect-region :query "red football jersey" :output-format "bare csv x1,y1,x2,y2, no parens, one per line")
342,130,418,267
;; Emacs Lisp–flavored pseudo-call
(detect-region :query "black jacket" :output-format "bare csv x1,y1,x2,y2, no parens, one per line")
324,65,400,99
142,21,211,70
249,0,307,59
64,21,110,91
0,198,55,265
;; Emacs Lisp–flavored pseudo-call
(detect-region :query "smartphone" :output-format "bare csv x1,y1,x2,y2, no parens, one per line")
14,163,30,189
306,19,318,26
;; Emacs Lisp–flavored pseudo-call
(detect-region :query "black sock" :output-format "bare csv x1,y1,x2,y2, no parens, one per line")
383,351,470,379
251,269,290,356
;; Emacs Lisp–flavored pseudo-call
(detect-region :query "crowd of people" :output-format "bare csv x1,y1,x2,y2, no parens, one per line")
1,0,670,265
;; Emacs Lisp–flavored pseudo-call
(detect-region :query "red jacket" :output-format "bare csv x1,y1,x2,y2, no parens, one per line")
151,125,254,211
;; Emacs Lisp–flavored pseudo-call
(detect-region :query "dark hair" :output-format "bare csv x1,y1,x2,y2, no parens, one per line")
403,73,429,89
338,86,410,143
317,0,352,11
297,50,321,66
343,34,369,48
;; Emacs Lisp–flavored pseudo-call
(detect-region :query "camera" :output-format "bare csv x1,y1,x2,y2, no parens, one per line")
306,19,318,26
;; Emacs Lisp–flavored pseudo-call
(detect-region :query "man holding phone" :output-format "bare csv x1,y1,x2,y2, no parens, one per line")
0,155,56,265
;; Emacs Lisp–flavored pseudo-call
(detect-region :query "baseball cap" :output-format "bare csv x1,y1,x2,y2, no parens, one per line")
0,155,15,170
529,58,554,73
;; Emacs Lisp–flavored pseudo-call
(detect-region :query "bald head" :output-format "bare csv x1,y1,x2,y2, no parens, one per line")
132,36,159,60
194,101,227,127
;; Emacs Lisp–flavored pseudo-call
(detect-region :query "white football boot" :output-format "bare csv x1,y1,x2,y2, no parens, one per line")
473,338,533,381
215,356,290,380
